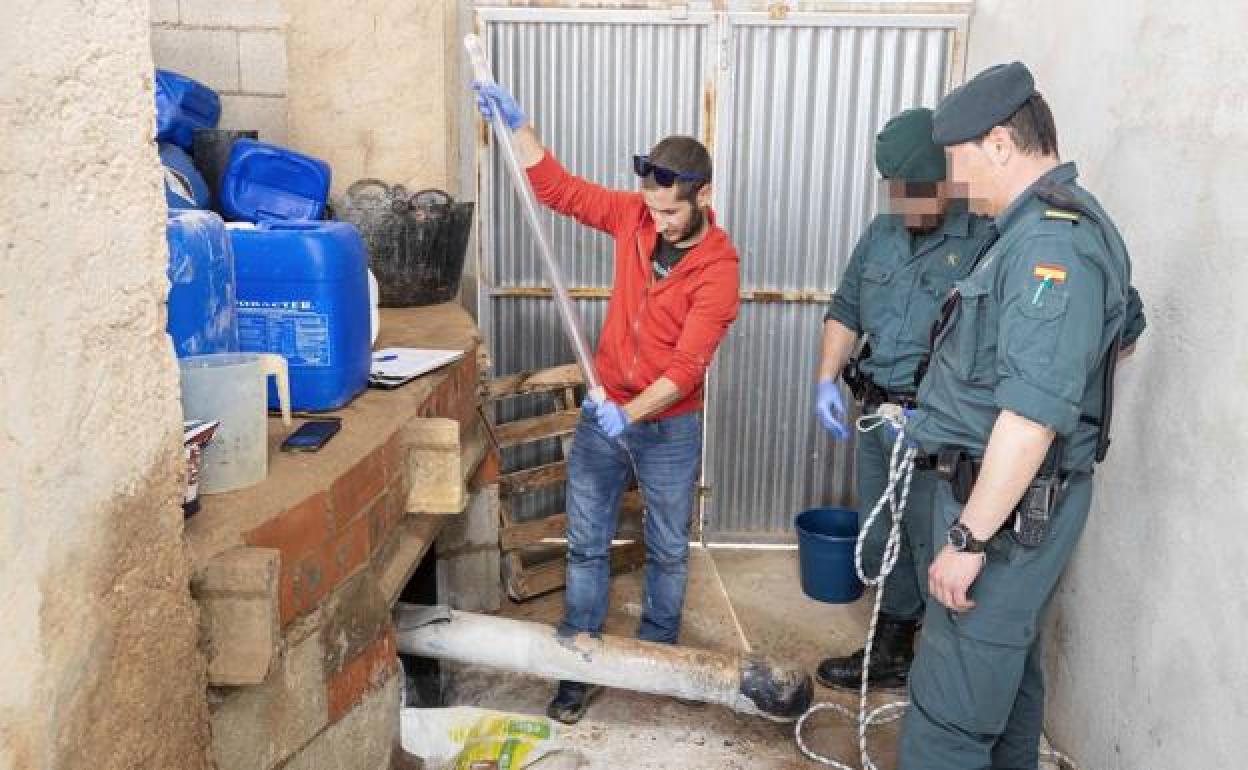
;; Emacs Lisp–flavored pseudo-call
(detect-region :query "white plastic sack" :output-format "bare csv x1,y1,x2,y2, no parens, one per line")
400,707,580,770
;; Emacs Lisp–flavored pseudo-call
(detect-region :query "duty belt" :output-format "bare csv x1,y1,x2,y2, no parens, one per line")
915,446,1073,547
862,379,917,412
912,448,981,489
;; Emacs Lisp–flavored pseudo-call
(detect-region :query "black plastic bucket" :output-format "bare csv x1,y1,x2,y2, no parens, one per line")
192,128,258,213
335,181,474,307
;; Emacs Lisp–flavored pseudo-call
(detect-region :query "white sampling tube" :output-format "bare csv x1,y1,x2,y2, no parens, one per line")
464,34,604,401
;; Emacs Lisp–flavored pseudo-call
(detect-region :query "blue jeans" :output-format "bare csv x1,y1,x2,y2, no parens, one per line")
559,410,703,644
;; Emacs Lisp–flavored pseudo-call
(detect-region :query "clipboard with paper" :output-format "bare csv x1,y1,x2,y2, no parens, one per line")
369,347,465,389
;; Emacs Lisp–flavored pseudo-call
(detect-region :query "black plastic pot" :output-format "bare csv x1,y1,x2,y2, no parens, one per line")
335,181,474,307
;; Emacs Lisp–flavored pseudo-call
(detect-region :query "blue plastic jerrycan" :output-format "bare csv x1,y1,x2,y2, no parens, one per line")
220,139,332,223
155,69,221,151
165,209,240,357
230,220,370,411
160,142,211,210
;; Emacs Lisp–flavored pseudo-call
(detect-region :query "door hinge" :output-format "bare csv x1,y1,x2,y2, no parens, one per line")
697,485,712,501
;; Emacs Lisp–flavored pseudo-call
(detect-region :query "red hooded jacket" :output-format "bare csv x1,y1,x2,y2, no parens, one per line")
526,151,740,420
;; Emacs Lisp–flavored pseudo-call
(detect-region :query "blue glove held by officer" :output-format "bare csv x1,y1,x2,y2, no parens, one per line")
815,379,849,441
473,81,527,131
582,397,631,438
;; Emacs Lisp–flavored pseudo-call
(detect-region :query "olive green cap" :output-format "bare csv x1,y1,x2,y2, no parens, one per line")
932,61,1036,146
874,107,946,183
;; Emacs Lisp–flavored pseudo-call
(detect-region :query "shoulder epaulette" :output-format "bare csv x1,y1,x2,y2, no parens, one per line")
1044,208,1080,223
1036,182,1090,225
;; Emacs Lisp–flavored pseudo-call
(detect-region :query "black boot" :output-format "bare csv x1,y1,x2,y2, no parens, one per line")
815,615,918,690
546,680,602,725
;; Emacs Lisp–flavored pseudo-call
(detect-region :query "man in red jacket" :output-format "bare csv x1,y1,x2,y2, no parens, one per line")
477,82,740,723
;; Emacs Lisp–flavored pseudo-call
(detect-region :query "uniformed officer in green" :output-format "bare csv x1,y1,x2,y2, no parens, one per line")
814,107,997,689
897,62,1146,769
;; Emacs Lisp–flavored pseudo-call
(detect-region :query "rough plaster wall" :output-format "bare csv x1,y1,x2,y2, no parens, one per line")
0,2,211,768
285,0,462,199
966,1,1248,767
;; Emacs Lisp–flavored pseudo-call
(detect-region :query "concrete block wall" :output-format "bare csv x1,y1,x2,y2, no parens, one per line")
208,581,401,770
438,482,503,613
150,0,290,144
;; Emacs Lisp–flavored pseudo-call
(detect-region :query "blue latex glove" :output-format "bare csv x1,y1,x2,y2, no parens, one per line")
473,81,527,132
815,379,849,441
582,397,630,438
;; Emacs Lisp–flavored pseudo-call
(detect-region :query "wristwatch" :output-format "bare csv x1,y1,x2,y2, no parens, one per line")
947,521,988,553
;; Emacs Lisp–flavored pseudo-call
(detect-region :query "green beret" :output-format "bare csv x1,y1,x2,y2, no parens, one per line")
932,61,1036,146
874,107,946,183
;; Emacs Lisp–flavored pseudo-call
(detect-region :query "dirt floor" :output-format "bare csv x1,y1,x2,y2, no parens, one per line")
440,546,905,769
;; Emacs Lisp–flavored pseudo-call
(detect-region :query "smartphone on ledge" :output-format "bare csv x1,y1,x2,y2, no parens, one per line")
280,418,342,452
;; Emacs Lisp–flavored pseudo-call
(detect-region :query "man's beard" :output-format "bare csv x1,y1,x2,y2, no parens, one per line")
664,206,706,245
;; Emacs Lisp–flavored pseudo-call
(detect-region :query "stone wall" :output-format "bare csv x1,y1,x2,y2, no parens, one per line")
0,0,211,768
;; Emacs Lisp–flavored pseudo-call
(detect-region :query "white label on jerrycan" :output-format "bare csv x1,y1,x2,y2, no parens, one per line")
238,299,331,367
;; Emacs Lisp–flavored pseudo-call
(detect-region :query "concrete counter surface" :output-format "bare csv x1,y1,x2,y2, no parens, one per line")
186,303,485,573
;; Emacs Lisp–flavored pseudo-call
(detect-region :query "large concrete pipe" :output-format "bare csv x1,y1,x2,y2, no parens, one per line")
394,604,813,722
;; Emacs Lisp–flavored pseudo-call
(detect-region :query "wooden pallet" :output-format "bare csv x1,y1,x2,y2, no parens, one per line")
483,364,645,601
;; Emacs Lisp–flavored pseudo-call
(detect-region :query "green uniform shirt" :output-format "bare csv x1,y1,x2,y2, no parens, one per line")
826,210,998,393
908,162,1145,471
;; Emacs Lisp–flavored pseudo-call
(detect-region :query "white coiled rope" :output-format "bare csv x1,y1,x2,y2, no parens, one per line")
794,405,1081,770
795,405,915,770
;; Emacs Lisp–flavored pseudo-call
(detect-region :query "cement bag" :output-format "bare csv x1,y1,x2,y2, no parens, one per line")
400,707,579,769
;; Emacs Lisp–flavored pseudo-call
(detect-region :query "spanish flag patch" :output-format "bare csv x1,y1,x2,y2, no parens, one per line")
1033,264,1068,284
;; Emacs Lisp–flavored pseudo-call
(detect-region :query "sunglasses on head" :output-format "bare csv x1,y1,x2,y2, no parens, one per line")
633,155,709,187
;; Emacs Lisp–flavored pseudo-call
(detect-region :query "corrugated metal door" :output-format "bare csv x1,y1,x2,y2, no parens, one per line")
473,4,967,538
477,7,716,524
704,10,967,542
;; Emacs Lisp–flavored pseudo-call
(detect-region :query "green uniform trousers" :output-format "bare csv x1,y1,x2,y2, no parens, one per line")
898,469,1093,770
856,426,934,620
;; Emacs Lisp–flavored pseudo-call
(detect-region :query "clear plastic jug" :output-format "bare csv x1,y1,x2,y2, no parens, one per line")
179,352,292,494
